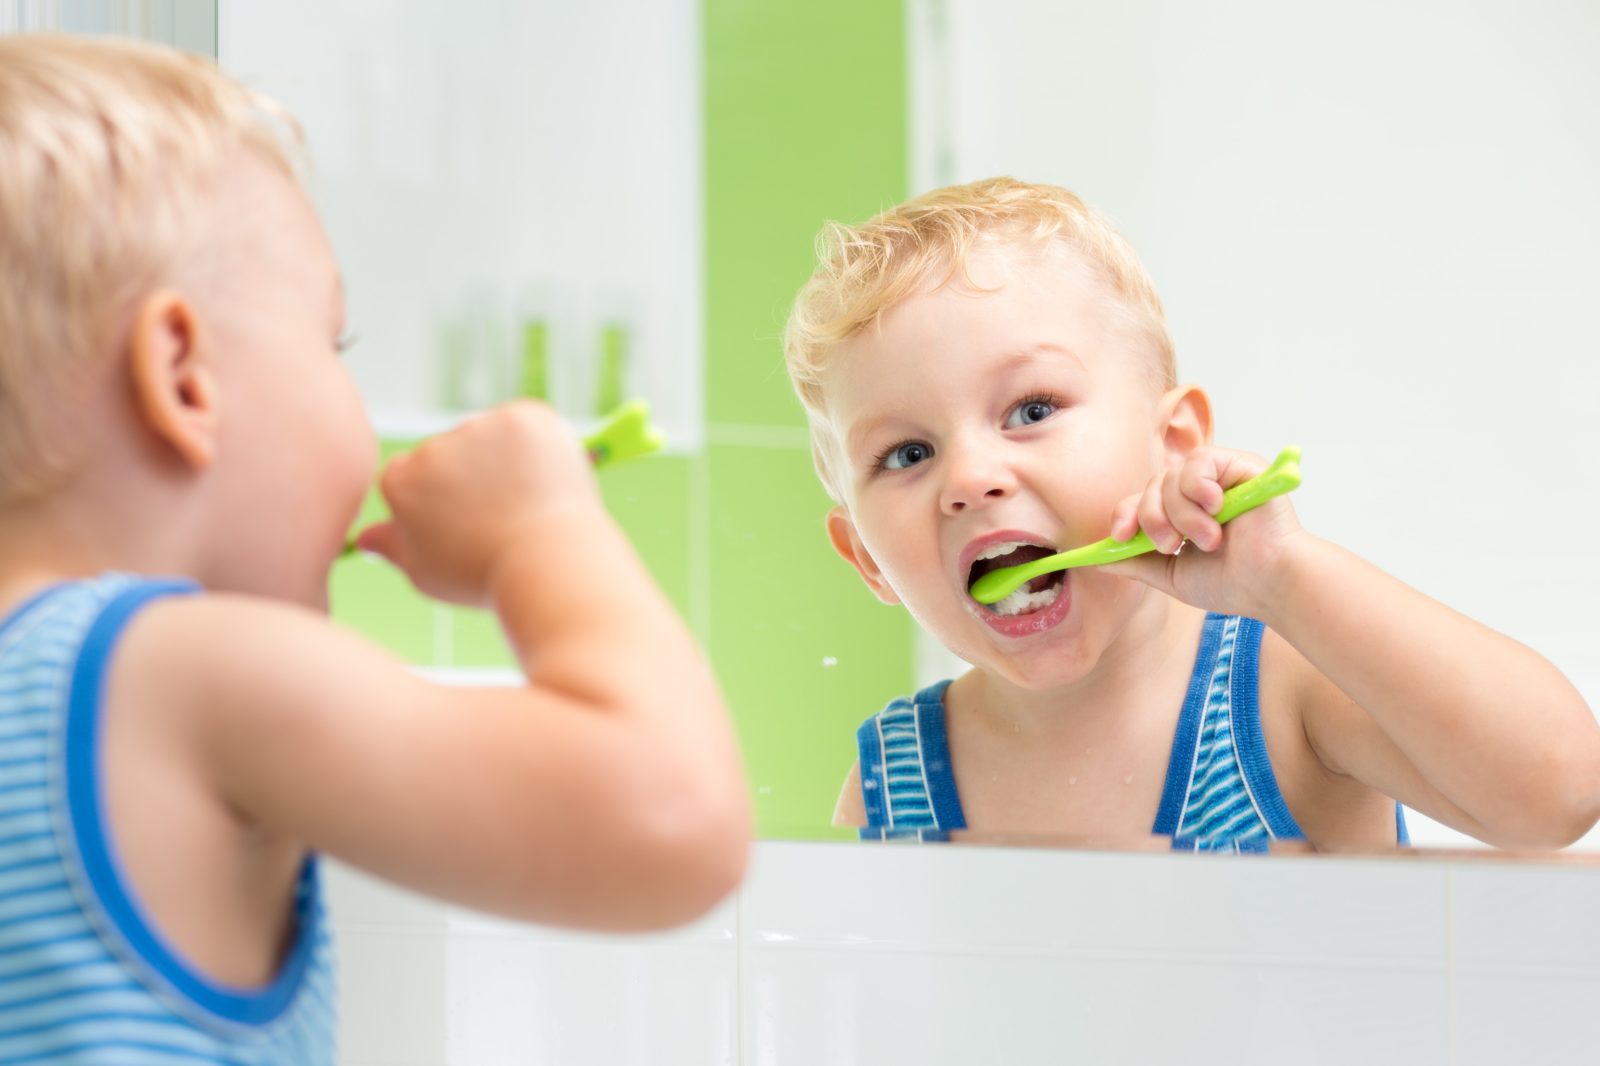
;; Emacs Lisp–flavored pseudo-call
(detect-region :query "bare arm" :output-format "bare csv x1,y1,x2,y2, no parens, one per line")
1110,445,1600,849
834,762,866,827
1267,535,1600,848
137,404,750,931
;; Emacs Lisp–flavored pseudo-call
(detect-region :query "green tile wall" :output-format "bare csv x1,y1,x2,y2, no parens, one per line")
703,0,913,839
333,0,914,841
705,1,912,429
705,442,911,839
331,449,693,671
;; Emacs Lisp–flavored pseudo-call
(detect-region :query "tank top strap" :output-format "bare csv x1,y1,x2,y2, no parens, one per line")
1226,615,1305,840
856,680,965,834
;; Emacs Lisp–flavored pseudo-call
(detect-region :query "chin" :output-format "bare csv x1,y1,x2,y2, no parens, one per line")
959,613,1111,693
986,646,1101,692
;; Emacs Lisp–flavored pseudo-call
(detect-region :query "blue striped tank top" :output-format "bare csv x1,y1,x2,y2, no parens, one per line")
0,574,336,1064
856,613,1408,851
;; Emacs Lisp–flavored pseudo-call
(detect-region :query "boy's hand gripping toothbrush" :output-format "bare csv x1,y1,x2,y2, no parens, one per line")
969,446,1303,605
341,400,664,557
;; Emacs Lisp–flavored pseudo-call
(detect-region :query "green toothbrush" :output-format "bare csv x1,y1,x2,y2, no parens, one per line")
581,398,663,467
968,446,1303,605
340,399,665,558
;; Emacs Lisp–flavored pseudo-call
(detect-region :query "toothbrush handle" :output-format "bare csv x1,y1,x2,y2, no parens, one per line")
1212,446,1302,525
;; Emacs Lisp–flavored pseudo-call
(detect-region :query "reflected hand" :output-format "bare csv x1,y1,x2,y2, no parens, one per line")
1100,446,1306,619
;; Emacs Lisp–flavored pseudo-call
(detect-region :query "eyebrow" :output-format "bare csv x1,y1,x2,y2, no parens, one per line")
1001,343,1087,374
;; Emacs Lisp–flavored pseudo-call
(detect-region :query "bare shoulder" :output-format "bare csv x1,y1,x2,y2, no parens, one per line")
112,590,428,740
833,762,866,828
1256,626,1397,849
108,592,434,805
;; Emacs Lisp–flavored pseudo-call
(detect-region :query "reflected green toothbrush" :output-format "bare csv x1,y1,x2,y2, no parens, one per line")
969,446,1303,605
580,398,664,468
340,399,664,557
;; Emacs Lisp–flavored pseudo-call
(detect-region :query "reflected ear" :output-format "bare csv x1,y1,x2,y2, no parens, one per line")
825,506,900,605
127,290,219,471
1154,384,1213,465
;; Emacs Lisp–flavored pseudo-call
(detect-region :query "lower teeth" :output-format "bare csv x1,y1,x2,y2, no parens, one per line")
990,582,1061,617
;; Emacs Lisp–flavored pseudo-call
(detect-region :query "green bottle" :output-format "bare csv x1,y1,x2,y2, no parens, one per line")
596,320,627,416
519,318,549,400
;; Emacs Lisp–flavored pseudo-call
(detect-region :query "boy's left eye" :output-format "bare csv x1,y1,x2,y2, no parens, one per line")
1004,397,1057,428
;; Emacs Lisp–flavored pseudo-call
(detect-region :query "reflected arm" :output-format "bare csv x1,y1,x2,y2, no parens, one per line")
834,762,867,828
1265,535,1600,849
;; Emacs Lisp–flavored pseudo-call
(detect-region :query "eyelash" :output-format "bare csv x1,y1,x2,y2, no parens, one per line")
869,391,1067,473
870,439,924,473
1013,391,1063,419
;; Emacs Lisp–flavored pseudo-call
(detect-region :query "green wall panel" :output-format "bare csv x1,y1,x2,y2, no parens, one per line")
706,443,911,840
329,439,433,662
703,0,913,837
704,0,909,429
332,445,694,671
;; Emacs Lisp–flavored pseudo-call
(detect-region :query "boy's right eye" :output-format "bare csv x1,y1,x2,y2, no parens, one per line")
878,441,934,471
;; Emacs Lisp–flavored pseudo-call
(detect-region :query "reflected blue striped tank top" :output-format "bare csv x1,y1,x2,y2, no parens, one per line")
856,613,1408,851
0,574,336,1064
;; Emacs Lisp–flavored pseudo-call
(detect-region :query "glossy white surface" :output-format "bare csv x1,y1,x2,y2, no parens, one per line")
330,842,1600,1065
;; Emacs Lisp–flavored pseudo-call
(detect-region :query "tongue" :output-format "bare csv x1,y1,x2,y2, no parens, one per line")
1023,572,1060,595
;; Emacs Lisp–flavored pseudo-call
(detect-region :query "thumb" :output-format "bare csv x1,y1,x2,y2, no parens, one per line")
353,520,402,564
1100,553,1178,593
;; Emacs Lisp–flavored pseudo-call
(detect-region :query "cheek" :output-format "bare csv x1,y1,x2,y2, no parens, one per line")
321,372,378,495
856,507,933,577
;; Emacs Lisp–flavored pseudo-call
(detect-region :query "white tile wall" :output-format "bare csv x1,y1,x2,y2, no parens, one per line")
329,844,1600,1066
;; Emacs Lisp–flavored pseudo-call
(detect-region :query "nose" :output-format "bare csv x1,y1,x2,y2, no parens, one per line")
938,443,1017,515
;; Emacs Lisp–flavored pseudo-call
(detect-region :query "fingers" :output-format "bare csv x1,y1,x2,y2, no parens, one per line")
1137,474,1181,554
1100,553,1173,589
1164,459,1223,551
1115,448,1268,556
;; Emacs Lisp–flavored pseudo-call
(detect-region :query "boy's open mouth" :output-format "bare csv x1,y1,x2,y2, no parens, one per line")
966,541,1066,617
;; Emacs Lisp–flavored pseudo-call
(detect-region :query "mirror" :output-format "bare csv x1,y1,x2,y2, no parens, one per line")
213,1,1597,853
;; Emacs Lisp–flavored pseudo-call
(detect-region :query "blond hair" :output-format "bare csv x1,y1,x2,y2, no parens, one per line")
0,34,304,503
783,177,1175,499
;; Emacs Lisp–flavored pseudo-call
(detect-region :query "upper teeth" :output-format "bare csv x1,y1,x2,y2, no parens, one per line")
974,540,1047,562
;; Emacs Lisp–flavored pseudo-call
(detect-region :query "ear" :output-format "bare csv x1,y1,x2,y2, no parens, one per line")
1153,384,1213,465
127,290,219,470
825,505,900,605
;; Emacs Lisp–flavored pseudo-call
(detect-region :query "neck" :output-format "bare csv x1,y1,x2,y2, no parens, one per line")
0,476,206,610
